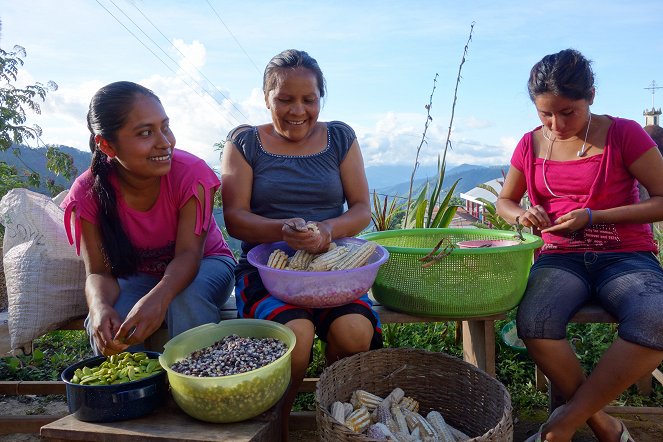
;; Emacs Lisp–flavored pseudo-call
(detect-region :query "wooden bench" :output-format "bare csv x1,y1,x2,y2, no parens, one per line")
0,294,505,435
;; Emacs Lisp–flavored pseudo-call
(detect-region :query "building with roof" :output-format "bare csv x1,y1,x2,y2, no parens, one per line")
458,178,503,225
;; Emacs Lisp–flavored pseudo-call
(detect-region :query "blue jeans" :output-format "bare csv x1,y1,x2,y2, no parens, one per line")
516,252,663,350
86,255,235,354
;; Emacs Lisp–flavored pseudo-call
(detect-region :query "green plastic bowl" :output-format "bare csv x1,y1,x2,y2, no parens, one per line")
359,228,543,317
159,319,296,423
500,320,527,353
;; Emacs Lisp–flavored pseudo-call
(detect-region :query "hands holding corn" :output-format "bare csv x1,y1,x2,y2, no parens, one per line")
281,218,332,254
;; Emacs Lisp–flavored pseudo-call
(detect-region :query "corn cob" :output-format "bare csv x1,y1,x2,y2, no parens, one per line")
267,249,289,269
331,241,378,270
327,241,337,251
403,409,437,440
350,389,384,411
398,396,420,413
330,401,346,423
372,386,406,422
345,406,371,433
305,222,320,233
307,246,349,271
410,427,421,440
288,249,317,270
425,411,455,442
391,405,409,435
343,402,354,419
366,422,397,440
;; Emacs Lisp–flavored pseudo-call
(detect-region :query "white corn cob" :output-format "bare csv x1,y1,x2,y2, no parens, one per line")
327,241,337,251
345,406,371,433
307,246,349,271
332,241,378,270
350,389,384,411
289,249,317,270
372,387,406,422
425,411,455,442
305,221,320,233
398,396,420,413
267,249,289,269
391,405,409,435
410,427,421,440
403,409,437,440
343,402,354,419
330,401,346,423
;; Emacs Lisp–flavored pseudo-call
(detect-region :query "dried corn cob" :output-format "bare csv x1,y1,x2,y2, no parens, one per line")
343,402,354,419
307,246,349,271
327,242,337,251
398,396,420,413
267,249,289,269
330,401,346,424
331,241,378,270
345,406,371,433
305,222,320,233
425,411,455,442
288,249,317,270
403,409,437,439
366,422,397,440
372,386,406,422
350,389,384,411
391,405,409,434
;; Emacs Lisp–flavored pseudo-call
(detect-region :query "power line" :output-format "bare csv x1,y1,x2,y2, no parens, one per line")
128,1,251,123
204,0,262,75
94,0,241,127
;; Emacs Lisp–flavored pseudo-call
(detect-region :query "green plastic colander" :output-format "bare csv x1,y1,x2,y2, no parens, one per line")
359,228,543,317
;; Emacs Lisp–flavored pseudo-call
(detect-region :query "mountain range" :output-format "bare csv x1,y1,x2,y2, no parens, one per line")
1,145,508,198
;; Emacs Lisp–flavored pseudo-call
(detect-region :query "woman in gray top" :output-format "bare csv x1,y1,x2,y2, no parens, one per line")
221,49,382,440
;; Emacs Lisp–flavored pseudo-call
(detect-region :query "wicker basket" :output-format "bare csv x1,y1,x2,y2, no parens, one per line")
316,348,512,441
359,228,543,317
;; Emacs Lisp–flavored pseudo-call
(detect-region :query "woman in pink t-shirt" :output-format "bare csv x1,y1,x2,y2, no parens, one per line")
497,49,663,442
62,82,236,356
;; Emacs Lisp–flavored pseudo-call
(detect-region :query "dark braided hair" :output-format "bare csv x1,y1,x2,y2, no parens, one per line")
87,81,160,277
527,49,595,102
263,49,326,98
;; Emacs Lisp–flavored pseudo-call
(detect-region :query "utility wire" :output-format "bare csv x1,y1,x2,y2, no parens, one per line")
204,0,262,75
128,1,251,123
94,0,240,127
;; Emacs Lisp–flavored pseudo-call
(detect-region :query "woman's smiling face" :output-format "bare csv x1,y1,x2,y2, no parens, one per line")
107,94,176,178
265,67,321,142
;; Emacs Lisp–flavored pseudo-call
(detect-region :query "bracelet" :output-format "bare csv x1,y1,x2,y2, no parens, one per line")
585,208,592,226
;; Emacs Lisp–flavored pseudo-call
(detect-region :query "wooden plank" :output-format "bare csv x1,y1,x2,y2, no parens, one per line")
652,368,663,386
0,381,66,396
0,415,63,434
40,399,281,442
461,320,496,376
569,303,616,323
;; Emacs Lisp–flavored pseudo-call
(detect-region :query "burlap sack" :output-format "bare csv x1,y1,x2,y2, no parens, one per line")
0,188,87,354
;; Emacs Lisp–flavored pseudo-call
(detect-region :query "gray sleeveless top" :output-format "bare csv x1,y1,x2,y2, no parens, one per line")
228,121,357,273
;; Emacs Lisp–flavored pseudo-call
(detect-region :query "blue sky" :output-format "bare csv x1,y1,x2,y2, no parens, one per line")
2,0,662,173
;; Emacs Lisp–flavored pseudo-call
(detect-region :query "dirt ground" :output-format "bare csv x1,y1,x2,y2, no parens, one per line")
0,395,662,441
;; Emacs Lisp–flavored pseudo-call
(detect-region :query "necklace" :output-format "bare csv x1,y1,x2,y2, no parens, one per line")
542,112,593,157
542,113,593,198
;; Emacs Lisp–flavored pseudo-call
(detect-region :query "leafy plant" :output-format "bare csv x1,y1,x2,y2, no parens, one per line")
0,45,76,199
371,190,405,231
471,182,513,231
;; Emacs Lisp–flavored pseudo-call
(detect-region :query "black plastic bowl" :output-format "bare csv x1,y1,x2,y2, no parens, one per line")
61,351,168,422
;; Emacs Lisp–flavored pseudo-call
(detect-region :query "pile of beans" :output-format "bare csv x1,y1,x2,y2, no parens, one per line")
171,334,288,377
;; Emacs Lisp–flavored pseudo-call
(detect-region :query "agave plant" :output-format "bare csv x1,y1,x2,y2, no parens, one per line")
371,190,405,231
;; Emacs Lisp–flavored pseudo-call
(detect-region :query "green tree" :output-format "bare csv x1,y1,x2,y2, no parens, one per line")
0,44,76,198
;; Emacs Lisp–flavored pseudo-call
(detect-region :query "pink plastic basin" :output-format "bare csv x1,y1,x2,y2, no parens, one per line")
247,237,389,308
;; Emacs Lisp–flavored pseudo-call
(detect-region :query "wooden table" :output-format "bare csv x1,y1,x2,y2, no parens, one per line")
40,398,281,442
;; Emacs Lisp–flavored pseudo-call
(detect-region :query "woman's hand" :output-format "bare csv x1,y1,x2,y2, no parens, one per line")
88,304,126,356
282,218,332,253
517,205,553,230
541,208,591,234
113,293,168,348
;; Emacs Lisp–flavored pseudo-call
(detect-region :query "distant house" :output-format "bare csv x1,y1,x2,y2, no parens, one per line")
458,178,503,224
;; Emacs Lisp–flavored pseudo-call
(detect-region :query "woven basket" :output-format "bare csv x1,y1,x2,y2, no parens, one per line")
359,228,543,317
316,348,512,441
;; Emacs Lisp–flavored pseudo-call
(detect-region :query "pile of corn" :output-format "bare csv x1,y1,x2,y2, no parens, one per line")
329,387,469,441
266,241,378,272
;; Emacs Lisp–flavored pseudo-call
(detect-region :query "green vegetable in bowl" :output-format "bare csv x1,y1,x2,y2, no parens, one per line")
69,351,163,385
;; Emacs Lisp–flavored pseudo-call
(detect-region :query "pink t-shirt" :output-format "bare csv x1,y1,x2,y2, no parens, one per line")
61,149,235,276
511,116,657,254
